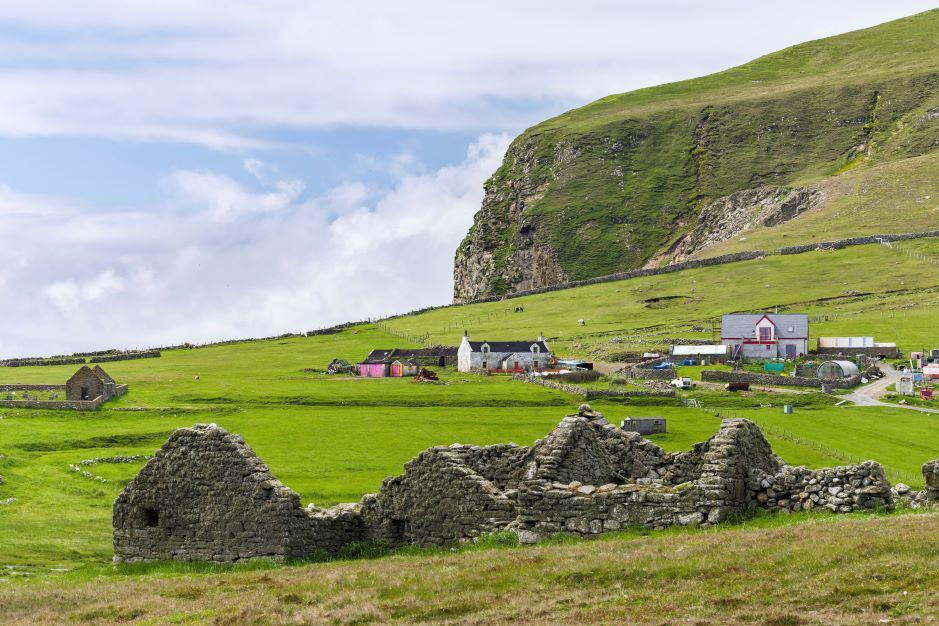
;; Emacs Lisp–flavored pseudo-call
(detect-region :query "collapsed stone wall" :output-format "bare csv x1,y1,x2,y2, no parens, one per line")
113,408,901,563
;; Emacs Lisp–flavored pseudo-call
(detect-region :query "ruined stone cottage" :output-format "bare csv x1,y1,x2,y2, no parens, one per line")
114,407,907,564
66,365,120,401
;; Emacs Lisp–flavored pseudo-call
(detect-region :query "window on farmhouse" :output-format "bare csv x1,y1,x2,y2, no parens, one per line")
759,327,772,341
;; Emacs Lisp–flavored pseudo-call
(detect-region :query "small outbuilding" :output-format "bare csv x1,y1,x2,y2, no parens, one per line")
389,359,420,377
896,376,915,396
670,344,730,364
620,417,666,435
66,365,112,401
358,361,389,378
817,360,860,379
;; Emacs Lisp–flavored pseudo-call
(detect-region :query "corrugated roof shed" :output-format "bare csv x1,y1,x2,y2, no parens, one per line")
671,345,730,356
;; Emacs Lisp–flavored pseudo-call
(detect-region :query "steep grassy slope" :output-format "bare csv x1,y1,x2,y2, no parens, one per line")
454,9,939,300
406,240,939,359
2,513,938,624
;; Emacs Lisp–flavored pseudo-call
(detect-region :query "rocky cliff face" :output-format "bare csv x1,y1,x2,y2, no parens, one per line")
451,10,939,302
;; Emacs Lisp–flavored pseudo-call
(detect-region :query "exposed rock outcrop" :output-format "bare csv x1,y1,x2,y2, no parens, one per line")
665,186,820,261
114,409,900,563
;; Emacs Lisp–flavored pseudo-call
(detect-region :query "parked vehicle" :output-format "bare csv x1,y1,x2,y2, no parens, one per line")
670,377,694,390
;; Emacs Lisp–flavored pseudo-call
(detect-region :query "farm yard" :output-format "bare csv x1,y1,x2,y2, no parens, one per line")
0,239,937,584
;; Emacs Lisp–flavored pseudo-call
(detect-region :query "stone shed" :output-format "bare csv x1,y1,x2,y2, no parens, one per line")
66,365,108,401
114,408,898,563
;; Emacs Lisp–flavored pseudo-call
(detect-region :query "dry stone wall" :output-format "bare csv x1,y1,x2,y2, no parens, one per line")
779,230,939,255
701,369,860,389
114,408,900,563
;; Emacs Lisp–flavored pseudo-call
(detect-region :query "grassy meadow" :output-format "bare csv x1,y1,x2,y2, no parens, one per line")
0,239,937,585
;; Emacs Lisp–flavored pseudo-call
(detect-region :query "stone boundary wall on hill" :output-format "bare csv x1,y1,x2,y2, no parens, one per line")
0,384,66,392
517,375,676,399
779,230,939,255
0,357,86,368
89,351,161,363
701,370,860,389
114,410,902,563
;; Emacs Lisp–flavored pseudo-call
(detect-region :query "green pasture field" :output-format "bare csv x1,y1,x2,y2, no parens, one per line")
0,237,937,582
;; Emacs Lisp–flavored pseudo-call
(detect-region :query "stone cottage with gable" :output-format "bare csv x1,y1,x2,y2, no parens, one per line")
721,313,809,359
66,365,119,401
457,331,551,372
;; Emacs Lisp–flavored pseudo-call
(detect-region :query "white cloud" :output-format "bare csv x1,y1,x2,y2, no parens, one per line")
164,169,305,221
0,1,933,147
0,133,510,356
44,269,126,314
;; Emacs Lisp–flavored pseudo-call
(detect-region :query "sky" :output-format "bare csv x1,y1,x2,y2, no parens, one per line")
0,1,936,357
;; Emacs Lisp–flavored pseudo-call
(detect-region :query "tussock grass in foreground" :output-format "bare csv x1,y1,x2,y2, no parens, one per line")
1,512,937,624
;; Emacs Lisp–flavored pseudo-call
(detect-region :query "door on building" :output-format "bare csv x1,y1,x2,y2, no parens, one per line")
785,344,797,359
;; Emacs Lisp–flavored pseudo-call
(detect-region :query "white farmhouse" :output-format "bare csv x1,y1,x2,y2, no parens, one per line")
721,313,809,360
457,332,551,373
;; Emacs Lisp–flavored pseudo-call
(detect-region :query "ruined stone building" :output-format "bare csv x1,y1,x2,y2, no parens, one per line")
114,406,921,564
66,365,120,401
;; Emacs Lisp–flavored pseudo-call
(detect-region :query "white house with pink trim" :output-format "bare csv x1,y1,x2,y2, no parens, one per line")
721,314,809,360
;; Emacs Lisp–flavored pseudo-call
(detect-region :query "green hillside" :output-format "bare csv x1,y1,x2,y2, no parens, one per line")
1,239,937,577
454,9,939,300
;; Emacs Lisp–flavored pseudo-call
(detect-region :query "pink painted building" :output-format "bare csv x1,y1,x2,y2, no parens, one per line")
358,361,388,377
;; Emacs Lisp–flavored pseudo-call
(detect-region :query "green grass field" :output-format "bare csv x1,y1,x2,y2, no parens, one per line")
1,239,937,581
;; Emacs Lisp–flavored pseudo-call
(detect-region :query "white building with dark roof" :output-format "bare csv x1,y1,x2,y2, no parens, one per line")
458,332,551,372
721,313,809,360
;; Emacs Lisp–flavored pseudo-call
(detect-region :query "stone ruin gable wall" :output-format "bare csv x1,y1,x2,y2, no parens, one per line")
523,414,638,486
693,419,783,523
515,418,787,540
113,424,319,563
359,445,517,547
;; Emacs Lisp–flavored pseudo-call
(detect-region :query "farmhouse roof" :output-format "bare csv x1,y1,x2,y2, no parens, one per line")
367,349,395,361
468,340,549,353
721,314,808,339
